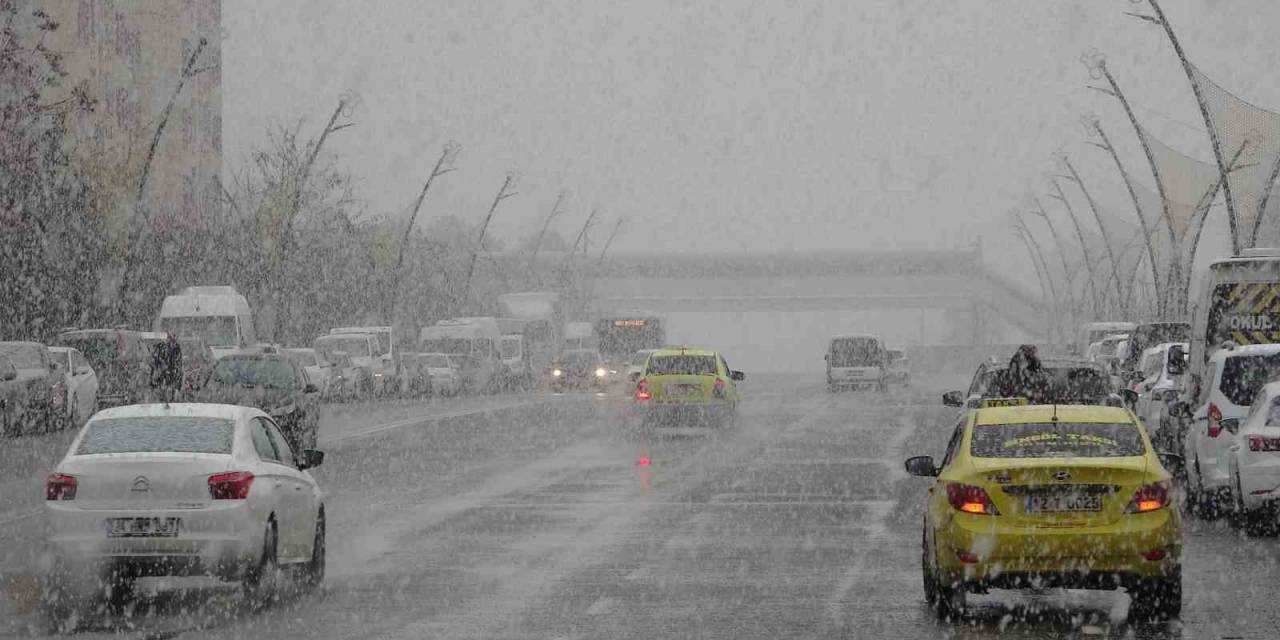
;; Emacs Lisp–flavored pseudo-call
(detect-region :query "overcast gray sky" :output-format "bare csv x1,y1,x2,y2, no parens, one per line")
223,0,1280,273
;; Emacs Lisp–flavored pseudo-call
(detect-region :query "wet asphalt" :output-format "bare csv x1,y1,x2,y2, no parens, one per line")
2,375,1279,639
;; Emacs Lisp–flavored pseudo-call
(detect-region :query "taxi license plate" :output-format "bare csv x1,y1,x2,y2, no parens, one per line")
1025,494,1102,513
106,517,181,538
665,384,700,397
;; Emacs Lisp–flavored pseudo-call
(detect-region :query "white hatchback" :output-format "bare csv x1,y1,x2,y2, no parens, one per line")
1227,381,1280,532
42,403,326,619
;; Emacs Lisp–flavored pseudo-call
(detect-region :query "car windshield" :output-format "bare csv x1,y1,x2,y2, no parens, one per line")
971,422,1146,458
282,349,317,367
77,416,235,455
156,316,238,348
647,355,717,375
1219,353,1280,407
559,351,599,367
210,357,296,389
420,338,472,356
423,354,451,368
316,336,372,360
0,344,46,369
829,339,879,367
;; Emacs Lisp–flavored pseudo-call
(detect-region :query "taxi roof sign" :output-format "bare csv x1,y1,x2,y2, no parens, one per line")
979,397,1030,408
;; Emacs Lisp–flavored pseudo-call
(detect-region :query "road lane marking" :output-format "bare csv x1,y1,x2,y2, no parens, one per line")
323,396,556,444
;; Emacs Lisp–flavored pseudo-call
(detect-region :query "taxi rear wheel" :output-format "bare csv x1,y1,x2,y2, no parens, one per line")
1129,571,1181,621
920,528,937,606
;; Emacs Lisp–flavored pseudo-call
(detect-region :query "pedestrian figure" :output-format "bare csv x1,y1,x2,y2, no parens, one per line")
151,333,183,403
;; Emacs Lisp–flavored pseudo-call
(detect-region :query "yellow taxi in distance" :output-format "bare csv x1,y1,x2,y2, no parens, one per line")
634,347,744,427
905,403,1182,621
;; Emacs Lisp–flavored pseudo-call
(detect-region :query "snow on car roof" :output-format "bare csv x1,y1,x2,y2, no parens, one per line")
90,402,260,422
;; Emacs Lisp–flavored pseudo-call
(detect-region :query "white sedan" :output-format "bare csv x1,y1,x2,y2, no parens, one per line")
42,403,326,622
1228,380,1280,535
48,346,98,429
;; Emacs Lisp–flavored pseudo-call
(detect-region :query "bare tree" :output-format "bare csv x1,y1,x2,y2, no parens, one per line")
462,172,519,306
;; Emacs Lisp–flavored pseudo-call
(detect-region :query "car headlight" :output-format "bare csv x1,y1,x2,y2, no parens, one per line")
595,368,607,377
553,369,562,377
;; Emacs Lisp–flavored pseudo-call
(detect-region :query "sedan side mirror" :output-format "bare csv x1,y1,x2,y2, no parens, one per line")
1118,388,1139,408
2,371,15,381
628,372,640,382
1220,417,1241,435
730,370,745,381
942,390,965,407
904,455,939,477
298,449,325,470
1157,452,1184,475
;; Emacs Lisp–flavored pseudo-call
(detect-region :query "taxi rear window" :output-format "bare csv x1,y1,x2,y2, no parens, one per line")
647,355,717,375
970,422,1145,458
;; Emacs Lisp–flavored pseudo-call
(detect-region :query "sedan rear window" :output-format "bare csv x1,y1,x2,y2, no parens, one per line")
647,355,717,375
970,422,1145,458
78,417,235,455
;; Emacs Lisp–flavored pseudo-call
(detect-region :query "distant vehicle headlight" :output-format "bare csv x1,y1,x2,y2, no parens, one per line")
553,369,563,377
595,368,607,378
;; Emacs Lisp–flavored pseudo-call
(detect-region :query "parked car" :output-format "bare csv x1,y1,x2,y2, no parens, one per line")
47,346,99,429
550,349,611,392
200,353,321,451
41,403,325,622
52,329,150,409
0,341,58,434
281,348,333,400
1132,342,1188,451
0,355,26,437
1225,380,1280,535
1180,342,1280,517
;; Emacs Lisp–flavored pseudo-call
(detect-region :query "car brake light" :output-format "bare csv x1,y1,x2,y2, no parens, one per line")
208,471,254,500
1141,549,1168,561
46,473,77,500
1125,481,1170,513
1248,436,1280,452
1207,402,1224,438
713,378,726,396
945,483,999,515
635,379,651,401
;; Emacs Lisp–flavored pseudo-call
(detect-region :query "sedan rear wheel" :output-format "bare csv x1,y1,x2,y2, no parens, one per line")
243,521,280,605
302,510,326,591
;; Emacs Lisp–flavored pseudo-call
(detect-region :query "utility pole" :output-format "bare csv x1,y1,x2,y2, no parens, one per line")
1133,1,1240,254
388,143,460,319
117,37,209,318
273,96,357,340
529,190,568,275
1054,159,1126,314
1084,118,1165,315
462,172,519,307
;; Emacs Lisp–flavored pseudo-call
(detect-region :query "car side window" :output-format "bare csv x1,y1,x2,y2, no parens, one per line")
1199,362,1217,406
262,419,296,468
250,418,280,463
967,365,985,396
73,351,88,371
940,422,965,470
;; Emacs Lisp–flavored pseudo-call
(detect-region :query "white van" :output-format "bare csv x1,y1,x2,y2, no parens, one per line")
329,326,399,396
1076,322,1136,356
154,286,255,359
419,319,502,393
1188,248,1280,386
825,334,888,392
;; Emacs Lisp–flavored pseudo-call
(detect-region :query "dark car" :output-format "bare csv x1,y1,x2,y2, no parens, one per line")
0,342,58,435
550,349,610,391
52,329,150,409
0,355,27,436
200,353,321,451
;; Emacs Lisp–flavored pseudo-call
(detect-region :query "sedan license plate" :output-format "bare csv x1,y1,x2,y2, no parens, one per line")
1025,494,1102,513
106,517,180,538
665,384,701,397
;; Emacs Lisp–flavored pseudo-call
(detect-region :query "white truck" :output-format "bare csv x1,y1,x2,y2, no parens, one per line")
497,292,561,375
154,286,255,360
419,318,503,393
329,326,400,396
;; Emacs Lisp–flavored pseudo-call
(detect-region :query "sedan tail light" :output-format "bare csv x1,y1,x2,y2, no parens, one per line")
1207,402,1224,438
208,471,255,500
46,473,77,501
635,379,651,401
713,378,726,397
1125,481,1170,513
1248,436,1280,452
946,483,999,515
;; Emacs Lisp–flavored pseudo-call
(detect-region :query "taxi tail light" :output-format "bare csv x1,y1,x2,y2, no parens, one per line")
1248,436,1280,452
1125,481,1170,513
1140,549,1168,561
208,471,254,500
635,379,651,401
946,483,999,515
1207,402,1224,438
713,378,726,397
46,473,77,501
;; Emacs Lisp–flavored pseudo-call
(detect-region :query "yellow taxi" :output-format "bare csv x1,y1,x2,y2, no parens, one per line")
634,347,744,427
905,403,1182,621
